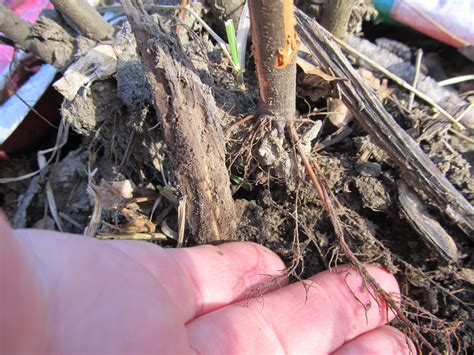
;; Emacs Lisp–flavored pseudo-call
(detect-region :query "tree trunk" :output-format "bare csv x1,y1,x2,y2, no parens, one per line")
248,0,297,133
122,0,237,244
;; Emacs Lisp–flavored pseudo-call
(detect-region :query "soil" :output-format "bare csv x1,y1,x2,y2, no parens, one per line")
1,2,473,353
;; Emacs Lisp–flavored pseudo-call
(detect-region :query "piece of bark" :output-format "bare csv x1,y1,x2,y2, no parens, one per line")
321,0,356,40
398,181,459,263
346,35,474,128
248,0,297,133
53,44,117,100
28,13,76,69
50,0,114,41
296,9,474,239
122,0,237,243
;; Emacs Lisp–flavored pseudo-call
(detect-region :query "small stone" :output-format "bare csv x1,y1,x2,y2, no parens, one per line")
357,162,382,177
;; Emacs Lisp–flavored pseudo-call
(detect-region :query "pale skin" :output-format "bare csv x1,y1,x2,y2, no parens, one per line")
0,213,414,354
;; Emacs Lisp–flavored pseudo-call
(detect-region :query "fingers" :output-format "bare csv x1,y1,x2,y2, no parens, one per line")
332,325,416,355
187,265,400,354
13,224,286,323
104,240,287,321
0,213,47,354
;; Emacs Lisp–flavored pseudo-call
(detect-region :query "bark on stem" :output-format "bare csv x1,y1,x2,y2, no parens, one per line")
320,0,356,127
122,0,237,244
51,0,114,41
206,0,246,30
0,4,31,50
0,4,75,69
248,0,297,133
321,0,356,40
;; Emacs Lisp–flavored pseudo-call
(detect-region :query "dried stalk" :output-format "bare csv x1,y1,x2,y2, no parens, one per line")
0,3,31,49
122,0,237,243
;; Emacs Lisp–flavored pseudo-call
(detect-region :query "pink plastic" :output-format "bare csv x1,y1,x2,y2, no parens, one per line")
389,0,474,48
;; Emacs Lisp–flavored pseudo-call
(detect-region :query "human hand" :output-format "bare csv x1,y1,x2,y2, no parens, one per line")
0,214,413,354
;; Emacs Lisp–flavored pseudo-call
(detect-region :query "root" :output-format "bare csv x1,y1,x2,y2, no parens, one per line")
401,297,464,354
227,114,270,179
289,123,437,352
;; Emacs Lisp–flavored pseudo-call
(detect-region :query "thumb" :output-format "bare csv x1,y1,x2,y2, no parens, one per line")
0,212,47,353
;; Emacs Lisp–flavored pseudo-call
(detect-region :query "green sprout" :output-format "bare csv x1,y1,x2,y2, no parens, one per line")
230,174,252,191
225,19,241,72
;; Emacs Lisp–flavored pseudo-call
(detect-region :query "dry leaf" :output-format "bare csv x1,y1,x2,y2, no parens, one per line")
297,55,340,82
357,68,392,99
95,179,134,211
457,268,474,285
119,207,156,233
297,53,346,101
327,98,352,128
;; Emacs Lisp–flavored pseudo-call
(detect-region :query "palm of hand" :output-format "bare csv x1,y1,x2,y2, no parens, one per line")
1,219,413,354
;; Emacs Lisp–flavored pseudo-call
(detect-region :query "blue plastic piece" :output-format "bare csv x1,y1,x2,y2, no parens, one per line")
372,0,402,26
372,0,395,16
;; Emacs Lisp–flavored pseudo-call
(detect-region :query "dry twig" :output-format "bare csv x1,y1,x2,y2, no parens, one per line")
50,0,114,41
